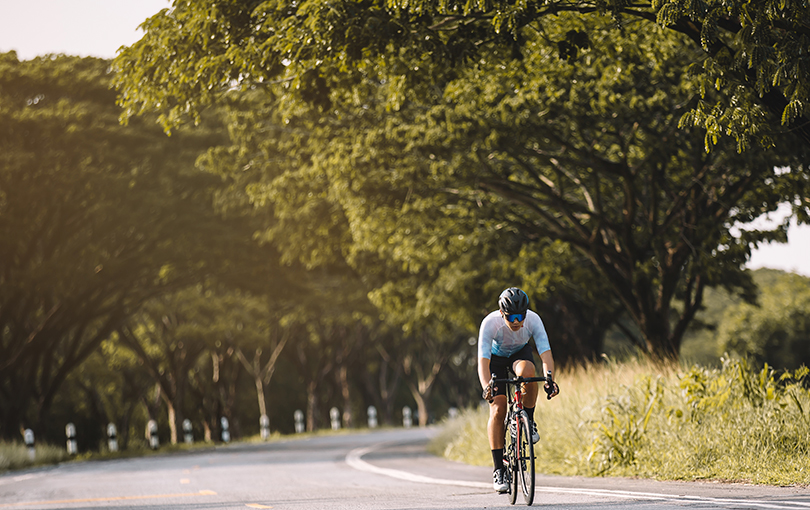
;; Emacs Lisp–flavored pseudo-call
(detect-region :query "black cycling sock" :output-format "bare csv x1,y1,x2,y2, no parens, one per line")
525,406,535,421
492,448,504,471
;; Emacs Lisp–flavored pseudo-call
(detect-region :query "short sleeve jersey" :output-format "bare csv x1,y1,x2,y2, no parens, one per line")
477,310,551,360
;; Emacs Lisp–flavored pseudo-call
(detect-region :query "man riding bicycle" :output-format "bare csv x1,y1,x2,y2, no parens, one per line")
479,287,559,493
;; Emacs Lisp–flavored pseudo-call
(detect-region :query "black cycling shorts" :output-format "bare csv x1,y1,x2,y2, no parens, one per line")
488,343,536,398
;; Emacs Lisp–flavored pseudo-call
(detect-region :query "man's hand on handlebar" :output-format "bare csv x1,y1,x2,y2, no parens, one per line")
482,375,497,403
544,381,560,399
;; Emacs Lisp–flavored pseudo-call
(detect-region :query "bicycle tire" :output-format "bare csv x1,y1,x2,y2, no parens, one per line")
517,411,535,505
508,415,518,505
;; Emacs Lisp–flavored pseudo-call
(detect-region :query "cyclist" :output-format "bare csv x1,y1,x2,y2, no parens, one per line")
479,287,559,493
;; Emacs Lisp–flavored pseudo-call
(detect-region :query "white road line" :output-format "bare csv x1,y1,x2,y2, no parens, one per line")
346,444,487,489
345,443,810,509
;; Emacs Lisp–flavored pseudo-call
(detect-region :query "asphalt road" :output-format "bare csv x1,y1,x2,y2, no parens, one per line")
1,427,808,509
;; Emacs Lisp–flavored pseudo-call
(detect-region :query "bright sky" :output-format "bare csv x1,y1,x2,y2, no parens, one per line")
745,204,810,277
0,0,171,60
1,1,808,277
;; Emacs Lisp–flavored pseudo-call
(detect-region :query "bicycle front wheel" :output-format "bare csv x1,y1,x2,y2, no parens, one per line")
507,419,518,505
517,411,535,505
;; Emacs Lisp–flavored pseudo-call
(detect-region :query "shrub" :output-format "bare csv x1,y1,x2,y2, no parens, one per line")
431,357,810,485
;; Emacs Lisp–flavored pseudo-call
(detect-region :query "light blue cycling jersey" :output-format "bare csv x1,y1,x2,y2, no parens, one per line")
477,310,551,359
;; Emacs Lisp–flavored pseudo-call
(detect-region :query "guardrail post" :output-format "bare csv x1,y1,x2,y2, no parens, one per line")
367,406,378,429
260,414,270,440
220,417,230,443
107,423,118,452
294,410,305,433
329,407,341,431
402,406,413,428
147,420,159,450
24,429,35,460
65,423,78,455
183,419,193,444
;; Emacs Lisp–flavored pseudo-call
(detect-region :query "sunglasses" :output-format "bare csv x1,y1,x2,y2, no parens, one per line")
504,312,526,323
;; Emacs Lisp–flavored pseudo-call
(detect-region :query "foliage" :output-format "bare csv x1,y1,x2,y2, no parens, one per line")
717,272,810,369
113,0,810,362
433,357,810,484
113,0,810,149
677,268,810,366
0,52,281,442
587,375,663,473
0,53,202,439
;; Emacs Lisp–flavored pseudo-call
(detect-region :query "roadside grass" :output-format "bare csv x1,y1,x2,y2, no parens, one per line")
0,442,68,472
429,357,810,486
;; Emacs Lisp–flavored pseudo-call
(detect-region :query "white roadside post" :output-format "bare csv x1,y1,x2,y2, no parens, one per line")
260,414,270,440
367,406,378,429
183,419,194,444
448,407,460,419
147,420,159,450
24,429,35,461
65,423,78,455
107,423,118,452
220,417,230,443
329,407,341,431
402,406,413,428
294,410,305,433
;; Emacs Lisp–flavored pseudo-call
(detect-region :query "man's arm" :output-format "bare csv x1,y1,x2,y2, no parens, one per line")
538,349,555,378
478,356,492,390
538,349,559,398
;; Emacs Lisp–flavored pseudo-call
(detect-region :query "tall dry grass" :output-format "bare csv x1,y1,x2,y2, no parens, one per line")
0,442,68,472
430,357,810,485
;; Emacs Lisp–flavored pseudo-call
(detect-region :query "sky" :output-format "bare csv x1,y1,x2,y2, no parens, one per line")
1,1,808,277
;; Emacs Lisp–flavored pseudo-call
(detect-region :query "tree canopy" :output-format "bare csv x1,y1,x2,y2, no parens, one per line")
132,8,810,360
113,0,810,150
0,52,280,440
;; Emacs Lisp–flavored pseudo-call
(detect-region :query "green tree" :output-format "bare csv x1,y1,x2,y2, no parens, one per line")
258,15,807,359
232,320,290,432
53,337,155,451
117,287,220,445
112,5,809,363
113,0,810,150
718,272,810,369
0,52,249,441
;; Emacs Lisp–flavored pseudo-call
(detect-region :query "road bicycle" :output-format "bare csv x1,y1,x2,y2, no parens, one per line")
489,371,554,506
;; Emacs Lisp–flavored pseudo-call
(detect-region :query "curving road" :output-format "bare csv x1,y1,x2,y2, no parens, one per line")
1,427,808,509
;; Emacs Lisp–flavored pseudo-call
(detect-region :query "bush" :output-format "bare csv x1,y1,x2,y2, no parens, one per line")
717,273,810,369
430,357,810,485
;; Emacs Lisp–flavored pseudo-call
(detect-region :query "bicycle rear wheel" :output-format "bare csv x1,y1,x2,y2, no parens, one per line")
517,411,535,505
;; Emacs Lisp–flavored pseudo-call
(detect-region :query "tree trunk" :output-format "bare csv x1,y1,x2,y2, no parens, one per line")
255,376,267,419
410,389,429,428
371,345,402,425
338,365,352,428
166,402,177,445
203,419,212,442
234,334,289,433
306,380,318,432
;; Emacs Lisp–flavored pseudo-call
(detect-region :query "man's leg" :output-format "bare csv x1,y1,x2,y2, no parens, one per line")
513,359,540,442
488,395,508,492
488,394,507,456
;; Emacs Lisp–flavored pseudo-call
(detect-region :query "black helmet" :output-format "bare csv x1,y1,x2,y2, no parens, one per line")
498,287,529,315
